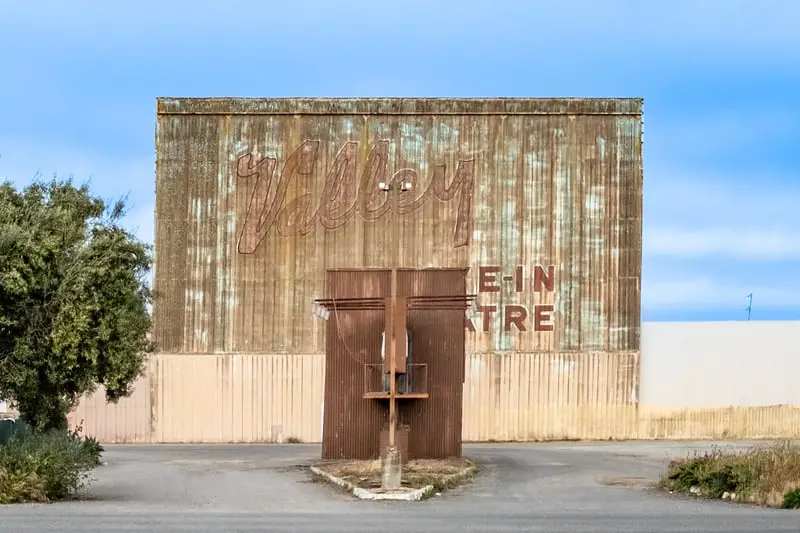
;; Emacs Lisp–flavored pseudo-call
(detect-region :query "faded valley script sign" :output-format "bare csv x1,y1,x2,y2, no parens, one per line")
236,140,476,254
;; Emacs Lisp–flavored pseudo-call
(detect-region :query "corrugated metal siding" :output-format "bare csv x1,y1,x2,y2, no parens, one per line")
67,333,800,443
322,268,467,460
639,406,800,440
398,268,467,458
67,378,151,444
68,353,327,444
149,97,645,447
322,269,389,459
462,352,639,441
151,353,325,443
154,98,643,359
157,98,643,116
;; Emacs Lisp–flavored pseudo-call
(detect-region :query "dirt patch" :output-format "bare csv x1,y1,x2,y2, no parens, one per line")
313,457,475,491
598,475,652,487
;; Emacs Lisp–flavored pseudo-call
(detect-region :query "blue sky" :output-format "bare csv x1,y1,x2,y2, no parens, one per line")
0,0,798,322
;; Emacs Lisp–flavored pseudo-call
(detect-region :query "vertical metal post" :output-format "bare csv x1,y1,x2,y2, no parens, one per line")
380,179,405,490
388,185,398,452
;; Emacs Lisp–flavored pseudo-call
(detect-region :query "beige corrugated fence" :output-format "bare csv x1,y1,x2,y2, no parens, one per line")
65,321,800,443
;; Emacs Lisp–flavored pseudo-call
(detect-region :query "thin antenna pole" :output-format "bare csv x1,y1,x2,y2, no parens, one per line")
746,292,753,321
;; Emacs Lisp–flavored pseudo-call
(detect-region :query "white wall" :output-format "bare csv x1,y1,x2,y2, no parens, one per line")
641,321,800,407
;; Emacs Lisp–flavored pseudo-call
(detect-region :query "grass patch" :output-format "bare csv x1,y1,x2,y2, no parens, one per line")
284,436,303,444
0,422,104,504
315,457,475,494
658,441,800,508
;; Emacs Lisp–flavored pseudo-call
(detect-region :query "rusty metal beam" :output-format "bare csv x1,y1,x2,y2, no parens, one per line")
313,295,477,312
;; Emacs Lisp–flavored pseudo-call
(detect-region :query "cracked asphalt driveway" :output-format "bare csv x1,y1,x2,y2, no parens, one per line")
1,441,799,532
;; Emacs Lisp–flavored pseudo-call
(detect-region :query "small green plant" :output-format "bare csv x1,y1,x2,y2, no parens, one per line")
285,436,303,444
79,435,104,466
783,488,800,509
70,421,104,466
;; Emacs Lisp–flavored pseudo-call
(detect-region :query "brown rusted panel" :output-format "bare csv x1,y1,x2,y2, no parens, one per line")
322,268,467,460
380,425,410,464
322,269,389,460
398,268,468,459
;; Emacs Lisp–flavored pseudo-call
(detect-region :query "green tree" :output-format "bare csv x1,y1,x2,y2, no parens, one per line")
0,178,154,432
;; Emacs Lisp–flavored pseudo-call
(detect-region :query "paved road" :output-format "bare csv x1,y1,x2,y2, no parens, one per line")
1,441,799,532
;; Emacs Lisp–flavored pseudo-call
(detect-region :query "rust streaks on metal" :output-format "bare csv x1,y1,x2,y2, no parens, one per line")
400,268,468,459
313,295,477,311
321,268,468,460
321,269,388,460
153,98,643,438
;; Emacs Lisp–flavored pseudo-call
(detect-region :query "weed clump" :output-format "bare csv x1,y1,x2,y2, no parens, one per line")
658,441,800,508
0,422,103,504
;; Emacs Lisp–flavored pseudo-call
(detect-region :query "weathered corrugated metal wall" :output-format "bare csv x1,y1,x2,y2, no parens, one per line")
150,97,643,444
462,352,640,441
154,97,642,359
66,354,325,444
66,375,152,444
322,268,467,460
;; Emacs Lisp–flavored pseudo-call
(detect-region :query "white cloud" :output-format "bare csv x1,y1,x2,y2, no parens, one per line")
645,228,800,261
643,277,800,311
640,109,800,312
643,160,800,262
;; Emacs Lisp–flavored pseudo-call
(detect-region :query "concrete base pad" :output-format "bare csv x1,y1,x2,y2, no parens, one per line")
310,462,477,501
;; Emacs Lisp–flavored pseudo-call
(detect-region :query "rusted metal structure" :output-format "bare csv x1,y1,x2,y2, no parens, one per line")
316,268,474,460
313,269,476,460
153,97,643,450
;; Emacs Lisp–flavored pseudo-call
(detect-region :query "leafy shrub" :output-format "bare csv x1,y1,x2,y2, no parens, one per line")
783,488,800,509
659,442,800,507
0,179,154,433
0,425,103,503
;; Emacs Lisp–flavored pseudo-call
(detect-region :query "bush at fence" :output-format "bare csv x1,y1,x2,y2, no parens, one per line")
0,421,104,504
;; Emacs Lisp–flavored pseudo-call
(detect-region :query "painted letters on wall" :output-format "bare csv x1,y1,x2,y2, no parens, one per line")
234,139,556,337
235,139,476,253
466,265,555,334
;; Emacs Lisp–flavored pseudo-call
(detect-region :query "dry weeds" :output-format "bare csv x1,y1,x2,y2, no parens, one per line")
314,457,474,490
658,441,800,508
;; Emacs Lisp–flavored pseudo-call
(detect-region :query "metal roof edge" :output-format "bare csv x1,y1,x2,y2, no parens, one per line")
156,97,644,116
